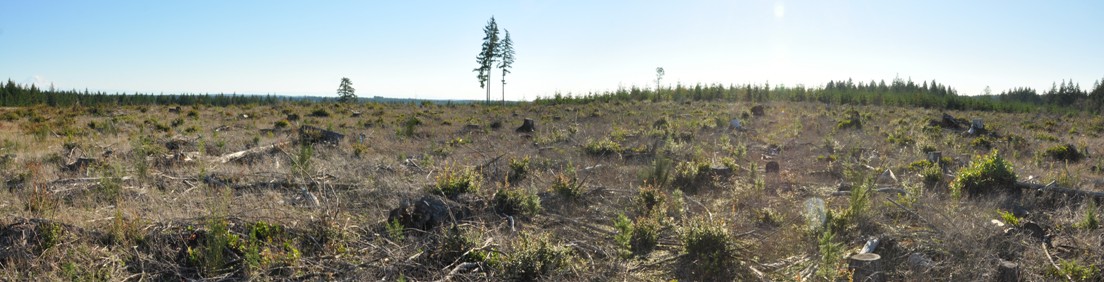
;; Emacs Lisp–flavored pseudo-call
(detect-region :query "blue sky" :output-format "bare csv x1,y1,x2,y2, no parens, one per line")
2,1,1101,100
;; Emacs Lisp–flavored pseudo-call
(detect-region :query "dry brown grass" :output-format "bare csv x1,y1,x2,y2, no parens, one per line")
0,100,1101,281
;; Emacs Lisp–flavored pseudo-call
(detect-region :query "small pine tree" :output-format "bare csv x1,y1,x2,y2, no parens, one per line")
337,77,356,103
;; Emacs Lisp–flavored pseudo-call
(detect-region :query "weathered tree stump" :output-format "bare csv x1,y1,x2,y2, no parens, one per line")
64,158,96,173
751,105,766,117
387,195,469,231
927,151,942,164
299,125,344,145
848,253,883,282
997,260,1019,282
516,118,535,133
765,161,779,174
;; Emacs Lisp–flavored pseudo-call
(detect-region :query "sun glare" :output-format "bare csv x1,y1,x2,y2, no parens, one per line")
774,2,785,19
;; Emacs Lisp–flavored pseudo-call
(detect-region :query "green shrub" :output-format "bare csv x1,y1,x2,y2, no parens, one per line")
920,165,943,186
950,150,1017,198
1035,133,1059,142
1045,144,1083,162
386,218,405,242
836,109,862,130
274,120,290,129
507,156,530,183
633,185,668,217
629,216,659,257
1074,201,1099,230
583,138,622,156
397,115,421,137
230,221,300,273
613,214,633,254
551,171,584,199
39,221,64,251
907,160,934,171
816,214,845,280
642,156,672,187
1049,259,1100,281
885,131,915,146
502,232,573,280
997,210,1021,227
309,108,330,117
430,227,493,267
682,216,739,280
672,160,711,191
492,188,541,217
430,166,481,197
970,137,992,150
755,208,784,227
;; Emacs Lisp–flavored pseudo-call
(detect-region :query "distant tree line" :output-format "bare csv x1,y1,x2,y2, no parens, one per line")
1,79,287,107
990,78,1104,112
536,76,1104,114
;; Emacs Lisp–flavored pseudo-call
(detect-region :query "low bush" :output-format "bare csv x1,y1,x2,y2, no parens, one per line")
633,185,668,217
969,137,992,150
502,232,573,280
1074,201,1099,230
613,213,660,258
1045,144,1083,162
309,108,330,117
950,150,1017,198
642,156,672,187
492,188,541,217
672,160,711,191
551,169,584,199
1049,259,1100,281
681,216,740,280
430,165,481,197
583,138,622,156
836,109,862,130
507,156,530,183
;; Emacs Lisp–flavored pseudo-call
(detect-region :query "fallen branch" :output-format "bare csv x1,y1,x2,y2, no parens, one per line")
830,188,907,197
213,140,290,164
1018,181,1104,201
52,176,134,185
1042,242,1074,282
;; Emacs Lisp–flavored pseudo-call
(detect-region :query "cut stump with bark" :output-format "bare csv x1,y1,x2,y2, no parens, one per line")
848,252,883,282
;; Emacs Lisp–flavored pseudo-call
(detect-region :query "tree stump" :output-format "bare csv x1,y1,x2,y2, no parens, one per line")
751,105,766,117
927,151,942,165
299,125,345,145
765,161,780,174
848,253,883,282
997,260,1019,282
516,118,535,133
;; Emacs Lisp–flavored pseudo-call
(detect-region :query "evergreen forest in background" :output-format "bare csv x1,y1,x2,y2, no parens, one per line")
3,77,1104,114
536,77,1104,114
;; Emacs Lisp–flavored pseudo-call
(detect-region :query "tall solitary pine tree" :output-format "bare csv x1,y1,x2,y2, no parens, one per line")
474,17,500,104
497,29,515,104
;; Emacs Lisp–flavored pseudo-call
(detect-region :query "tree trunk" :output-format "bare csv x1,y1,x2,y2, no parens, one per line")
486,69,492,104
997,260,1019,282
